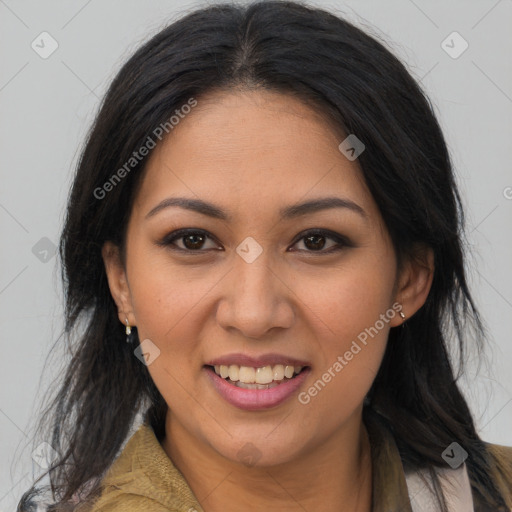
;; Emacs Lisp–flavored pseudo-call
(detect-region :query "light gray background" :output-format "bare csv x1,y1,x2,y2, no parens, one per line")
1,1,511,510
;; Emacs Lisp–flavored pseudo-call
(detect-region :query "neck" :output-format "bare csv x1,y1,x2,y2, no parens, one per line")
161,409,372,512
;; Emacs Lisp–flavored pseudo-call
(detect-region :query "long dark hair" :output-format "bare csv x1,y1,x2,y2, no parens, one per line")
17,1,509,510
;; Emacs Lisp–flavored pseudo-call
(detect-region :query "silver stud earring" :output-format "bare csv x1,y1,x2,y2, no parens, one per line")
399,309,406,320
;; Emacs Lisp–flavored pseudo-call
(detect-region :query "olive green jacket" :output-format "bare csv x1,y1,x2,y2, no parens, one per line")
82,413,512,512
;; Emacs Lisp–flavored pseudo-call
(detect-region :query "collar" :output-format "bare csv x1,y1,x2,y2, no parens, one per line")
90,410,482,511
364,409,413,511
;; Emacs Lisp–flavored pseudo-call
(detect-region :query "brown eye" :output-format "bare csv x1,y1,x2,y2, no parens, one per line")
158,229,221,252
303,233,327,251
182,232,206,250
290,229,350,254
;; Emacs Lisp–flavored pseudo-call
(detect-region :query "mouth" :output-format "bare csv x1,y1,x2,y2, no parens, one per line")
203,359,311,411
205,363,308,390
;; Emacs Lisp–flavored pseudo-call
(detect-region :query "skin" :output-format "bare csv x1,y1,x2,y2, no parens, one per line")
103,89,434,512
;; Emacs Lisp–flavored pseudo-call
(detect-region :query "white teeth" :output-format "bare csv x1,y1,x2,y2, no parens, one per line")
228,365,239,381
239,366,256,383
255,366,273,384
235,381,280,390
212,363,304,384
284,365,295,379
273,364,285,380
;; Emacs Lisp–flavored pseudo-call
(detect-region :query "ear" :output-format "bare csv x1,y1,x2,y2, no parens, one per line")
389,244,434,327
102,241,136,327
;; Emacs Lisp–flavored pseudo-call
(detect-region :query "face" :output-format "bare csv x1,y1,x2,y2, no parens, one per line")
103,89,429,467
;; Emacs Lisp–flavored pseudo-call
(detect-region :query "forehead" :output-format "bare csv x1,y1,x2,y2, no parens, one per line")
133,89,375,220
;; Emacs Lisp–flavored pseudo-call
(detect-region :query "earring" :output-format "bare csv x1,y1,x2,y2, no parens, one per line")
399,309,406,320
125,317,135,343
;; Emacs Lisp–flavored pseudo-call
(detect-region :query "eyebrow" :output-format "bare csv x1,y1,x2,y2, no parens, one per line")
145,196,368,221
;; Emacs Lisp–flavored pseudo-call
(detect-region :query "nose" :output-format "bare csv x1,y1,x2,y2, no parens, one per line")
215,251,295,339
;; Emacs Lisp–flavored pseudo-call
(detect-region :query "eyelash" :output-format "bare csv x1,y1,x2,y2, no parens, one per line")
157,228,351,255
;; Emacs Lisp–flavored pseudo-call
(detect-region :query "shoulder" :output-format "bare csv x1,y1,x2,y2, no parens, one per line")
81,420,203,512
84,493,172,512
485,442,512,505
486,442,512,472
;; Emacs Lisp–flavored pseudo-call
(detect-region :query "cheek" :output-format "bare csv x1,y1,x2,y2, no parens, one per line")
300,255,396,342
126,257,209,413
127,244,214,341
294,257,395,406
125,248,217,389
297,281,391,429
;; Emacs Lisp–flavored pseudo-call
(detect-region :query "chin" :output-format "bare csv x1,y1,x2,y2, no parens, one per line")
211,435,304,468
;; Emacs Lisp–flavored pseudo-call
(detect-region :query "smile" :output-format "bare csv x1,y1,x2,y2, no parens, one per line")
211,364,305,389
204,364,310,410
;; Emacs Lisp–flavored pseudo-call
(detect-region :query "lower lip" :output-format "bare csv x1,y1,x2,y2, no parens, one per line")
204,366,310,411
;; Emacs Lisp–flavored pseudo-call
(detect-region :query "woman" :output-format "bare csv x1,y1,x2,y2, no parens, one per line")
18,1,512,511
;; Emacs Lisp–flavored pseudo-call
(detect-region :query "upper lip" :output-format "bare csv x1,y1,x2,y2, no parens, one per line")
205,353,310,368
